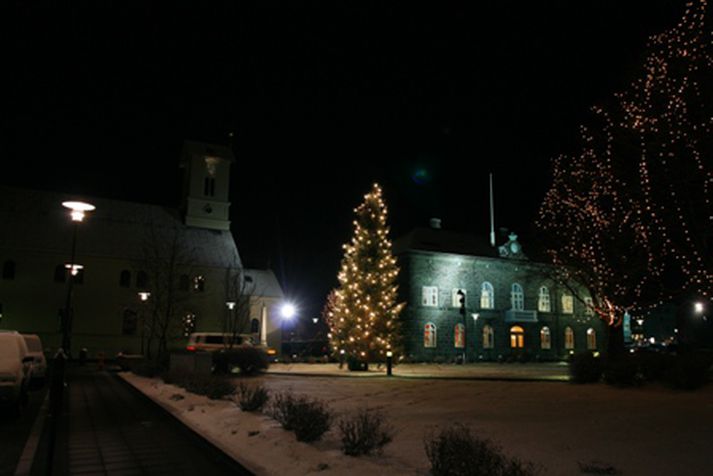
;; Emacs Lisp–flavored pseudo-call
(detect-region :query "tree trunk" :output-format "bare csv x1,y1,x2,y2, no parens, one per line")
606,323,625,359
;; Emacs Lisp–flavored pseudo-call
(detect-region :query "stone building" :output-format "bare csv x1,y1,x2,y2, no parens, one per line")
394,220,605,362
0,141,284,358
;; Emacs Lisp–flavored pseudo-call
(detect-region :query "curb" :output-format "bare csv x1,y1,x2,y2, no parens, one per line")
265,371,570,382
116,373,261,476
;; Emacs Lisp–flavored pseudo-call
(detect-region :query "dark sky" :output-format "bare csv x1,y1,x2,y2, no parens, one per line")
4,0,688,319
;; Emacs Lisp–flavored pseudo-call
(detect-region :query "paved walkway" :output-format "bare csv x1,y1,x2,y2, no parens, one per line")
36,366,249,476
266,362,571,381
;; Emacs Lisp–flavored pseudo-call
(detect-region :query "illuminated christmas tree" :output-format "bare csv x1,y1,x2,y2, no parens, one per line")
326,183,404,365
538,0,713,348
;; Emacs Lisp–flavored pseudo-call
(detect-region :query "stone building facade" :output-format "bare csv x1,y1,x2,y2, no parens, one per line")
395,224,605,362
0,141,284,358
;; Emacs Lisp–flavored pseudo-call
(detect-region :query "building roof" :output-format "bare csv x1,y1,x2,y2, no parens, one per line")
393,227,498,258
0,186,283,298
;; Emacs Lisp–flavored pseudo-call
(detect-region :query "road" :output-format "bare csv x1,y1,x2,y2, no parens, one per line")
0,384,48,476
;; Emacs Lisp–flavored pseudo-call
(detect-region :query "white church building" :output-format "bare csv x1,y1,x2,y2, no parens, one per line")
0,141,284,358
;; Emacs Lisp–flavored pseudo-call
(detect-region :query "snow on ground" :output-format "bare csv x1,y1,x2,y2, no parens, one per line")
122,368,713,476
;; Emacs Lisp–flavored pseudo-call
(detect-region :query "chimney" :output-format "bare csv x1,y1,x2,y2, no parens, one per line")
429,218,442,229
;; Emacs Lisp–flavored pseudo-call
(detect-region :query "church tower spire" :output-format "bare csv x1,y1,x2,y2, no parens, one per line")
179,140,234,231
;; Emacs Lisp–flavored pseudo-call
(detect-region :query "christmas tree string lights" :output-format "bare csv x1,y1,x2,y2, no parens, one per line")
324,183,404,362
538,0,713,326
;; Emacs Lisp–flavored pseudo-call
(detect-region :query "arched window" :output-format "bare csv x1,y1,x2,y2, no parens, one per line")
250,318,260,334
54,264,67,283
587,328,597,350
510,325,525,349
511,283,524,311
561,293,574,314
482,324,494,349
3,260,16,280
424,323,437,348
564,327,575,350
454,323,465,348
480,282,494,309
122,309,138,335
540,326,551,350
538,286,551,312
136,271,149,289
119,270,131,288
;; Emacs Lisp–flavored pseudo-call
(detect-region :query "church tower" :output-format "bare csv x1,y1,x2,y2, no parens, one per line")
180,140,234,231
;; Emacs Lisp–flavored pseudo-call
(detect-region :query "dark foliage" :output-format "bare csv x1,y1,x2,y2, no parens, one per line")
269,392,332,442
212,346,270,375
569,352,603,383
162,371,236,399
236,382,270,412
424,424,541,476
603,356,640,387
338,408,394,456
664,352,712,390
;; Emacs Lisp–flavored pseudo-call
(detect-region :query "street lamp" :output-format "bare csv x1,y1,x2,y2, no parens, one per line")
138,292,151,355
280,303,297,358
60,200,95,356
457,290,467,363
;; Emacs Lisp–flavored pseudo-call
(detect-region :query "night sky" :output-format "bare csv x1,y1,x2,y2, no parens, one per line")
4,1,688,320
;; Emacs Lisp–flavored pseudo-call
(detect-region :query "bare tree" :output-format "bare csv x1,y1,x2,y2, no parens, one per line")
222,261,256,350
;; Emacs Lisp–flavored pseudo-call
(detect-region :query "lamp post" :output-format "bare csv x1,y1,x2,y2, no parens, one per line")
280,303,296,358
457,290,467,363
60,200,95,356
138,292,151,355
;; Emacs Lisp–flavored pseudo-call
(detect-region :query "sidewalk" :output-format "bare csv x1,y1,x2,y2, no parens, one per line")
266,362,571,381
32,365,249,476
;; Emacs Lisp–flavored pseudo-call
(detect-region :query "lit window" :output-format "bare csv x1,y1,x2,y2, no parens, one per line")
510,325,524,349
454,323,465,348
2,260,16,280
584,297,595,316
511,283,524,311
119,270,131,288
564,327,575,350
562,294,574,314
422,287,438,307
424,322,437,348
452,289,467,308
538,286,551,312
194,275,206,292
482,325,494,349
540,326,551,350
480,282,494,309
587,328,597,350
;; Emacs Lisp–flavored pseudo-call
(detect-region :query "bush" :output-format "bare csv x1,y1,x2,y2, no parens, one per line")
236,382,270,412
132,361,165,378
269,392,332,442
338,408,394,456
181,373,236,400
569,352,602,383
213,346,270,375
603,357,639,387
664,353,712,390
634,351,670,382
161,369,188,387
424,424,541,476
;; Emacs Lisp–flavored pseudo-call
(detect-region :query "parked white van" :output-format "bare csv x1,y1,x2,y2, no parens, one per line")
0,331,33,412
22,334,47,381
186,332,256,352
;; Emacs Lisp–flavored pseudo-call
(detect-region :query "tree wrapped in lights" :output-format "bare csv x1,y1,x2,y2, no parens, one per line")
326,183,404,365
538,0,713,349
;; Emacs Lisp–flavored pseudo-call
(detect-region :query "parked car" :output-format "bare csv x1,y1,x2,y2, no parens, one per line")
0,331,34,413
186,332,256,352
22,334,47,383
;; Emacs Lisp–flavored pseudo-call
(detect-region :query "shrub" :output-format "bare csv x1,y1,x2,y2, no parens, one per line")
213,346,270,375
603,357,639,387
182,374,236,400
664,352,711,390
338,408,394,456
132,361,164,378
161,369,189,387
634,351,670,382
269,392,332,442
236,382,270,412
424,424,541,476
569,352,602,383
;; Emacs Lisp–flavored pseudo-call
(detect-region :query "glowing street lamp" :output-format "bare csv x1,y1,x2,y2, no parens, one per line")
694,302,704,314
281,303,296,320
62,201,96,222
226,301,236,310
